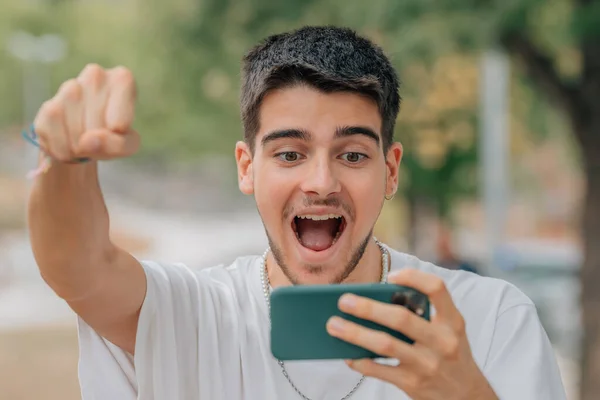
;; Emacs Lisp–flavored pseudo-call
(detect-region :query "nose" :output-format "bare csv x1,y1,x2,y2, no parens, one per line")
299,155,341,197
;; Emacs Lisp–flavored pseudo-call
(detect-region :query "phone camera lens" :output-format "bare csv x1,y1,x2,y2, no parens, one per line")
392,292,426,316
391,292,409,307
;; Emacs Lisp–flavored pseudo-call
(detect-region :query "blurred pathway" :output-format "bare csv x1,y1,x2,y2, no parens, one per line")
0,197,267,331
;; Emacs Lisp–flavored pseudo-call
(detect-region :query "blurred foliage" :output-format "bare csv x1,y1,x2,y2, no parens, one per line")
0,0,582,221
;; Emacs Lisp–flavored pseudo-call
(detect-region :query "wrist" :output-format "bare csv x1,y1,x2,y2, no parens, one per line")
33,153,98,188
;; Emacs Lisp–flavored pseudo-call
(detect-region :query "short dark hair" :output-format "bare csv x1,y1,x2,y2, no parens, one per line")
240,26,401,153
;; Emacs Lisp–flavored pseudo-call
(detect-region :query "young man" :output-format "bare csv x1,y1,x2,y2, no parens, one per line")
28,26,566,399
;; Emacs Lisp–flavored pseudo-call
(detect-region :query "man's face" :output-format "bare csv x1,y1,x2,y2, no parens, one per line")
236,85,402,284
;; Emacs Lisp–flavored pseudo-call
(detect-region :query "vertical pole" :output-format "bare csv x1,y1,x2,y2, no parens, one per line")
480,49,510,274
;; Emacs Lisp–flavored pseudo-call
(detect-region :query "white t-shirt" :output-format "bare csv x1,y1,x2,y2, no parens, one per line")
77,246,567,399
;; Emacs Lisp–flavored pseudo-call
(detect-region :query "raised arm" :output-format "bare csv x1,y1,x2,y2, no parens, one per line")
27,64,145,354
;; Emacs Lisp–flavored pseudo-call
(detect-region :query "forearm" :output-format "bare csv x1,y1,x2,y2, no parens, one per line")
27,158,115,299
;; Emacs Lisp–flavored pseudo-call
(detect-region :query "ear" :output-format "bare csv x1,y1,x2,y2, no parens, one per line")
385,142,403,198
235,141,254,195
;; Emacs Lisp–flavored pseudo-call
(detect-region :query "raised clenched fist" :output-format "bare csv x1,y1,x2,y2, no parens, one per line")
33,64,140,162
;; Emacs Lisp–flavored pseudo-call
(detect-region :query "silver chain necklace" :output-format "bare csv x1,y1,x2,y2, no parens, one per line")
260,238,390,400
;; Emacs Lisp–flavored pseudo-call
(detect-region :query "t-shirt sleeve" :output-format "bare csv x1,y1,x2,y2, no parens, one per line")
483,304,568,399
77,260,237,400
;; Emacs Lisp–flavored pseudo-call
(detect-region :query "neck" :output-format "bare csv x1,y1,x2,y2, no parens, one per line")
266,238,385,288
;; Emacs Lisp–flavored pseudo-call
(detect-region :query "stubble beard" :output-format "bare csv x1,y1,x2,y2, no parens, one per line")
265,228,374,285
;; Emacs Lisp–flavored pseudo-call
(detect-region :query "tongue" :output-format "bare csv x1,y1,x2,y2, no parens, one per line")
296,218,339,251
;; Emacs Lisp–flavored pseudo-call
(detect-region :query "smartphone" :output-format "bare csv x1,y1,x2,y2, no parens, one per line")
269,283,430,361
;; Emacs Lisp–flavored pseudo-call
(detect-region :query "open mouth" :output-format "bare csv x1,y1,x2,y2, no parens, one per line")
291,214,347,252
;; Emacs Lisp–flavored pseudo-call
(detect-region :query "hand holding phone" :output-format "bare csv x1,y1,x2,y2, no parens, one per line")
270,283,430,361
319,270,497,400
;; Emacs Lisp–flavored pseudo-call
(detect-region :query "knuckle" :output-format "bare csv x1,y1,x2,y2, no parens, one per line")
398,268,418,283
392,307,409,330
80,63,106,88
356,360,374,375
346,325,360,342
111,66,134,83
404,268,418,279
424,357,441,376
430,278,446,296
108,116,130,133
405,374,422,391
356,298,371,316
54,152,72,163
40,100,63,120
43,137,70,160
377,334,396,355
443,335,461,359
454,315,466,335
82,63,103,75
59,79,82,102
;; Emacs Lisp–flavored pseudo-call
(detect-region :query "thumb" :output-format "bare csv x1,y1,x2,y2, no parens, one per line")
77,129,141,160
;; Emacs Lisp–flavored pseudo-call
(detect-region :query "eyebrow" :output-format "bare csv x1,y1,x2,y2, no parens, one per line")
261,129,310,147
261,126,380,147
334,126,380,146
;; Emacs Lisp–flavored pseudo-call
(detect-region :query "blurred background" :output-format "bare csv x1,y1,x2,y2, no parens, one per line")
0,0,598,399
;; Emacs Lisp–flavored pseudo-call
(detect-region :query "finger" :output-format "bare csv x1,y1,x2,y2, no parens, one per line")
106,66,136,133
346,358,418,389
55,79,84,152
33,100,70,161
77,128,140,159
388,269,462,326
326,316,422,363
338,294,448,352
77,63,108,130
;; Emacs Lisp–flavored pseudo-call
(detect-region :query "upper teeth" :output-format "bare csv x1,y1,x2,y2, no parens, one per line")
297,214,342,221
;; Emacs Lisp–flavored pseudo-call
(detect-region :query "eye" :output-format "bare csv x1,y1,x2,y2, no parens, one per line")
276,152,302,162
341,152,367,163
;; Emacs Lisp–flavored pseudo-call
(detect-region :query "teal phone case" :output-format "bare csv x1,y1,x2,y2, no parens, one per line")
270,283,430,361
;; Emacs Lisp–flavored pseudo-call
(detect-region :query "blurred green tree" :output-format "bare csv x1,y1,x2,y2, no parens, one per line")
374,2,599,398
